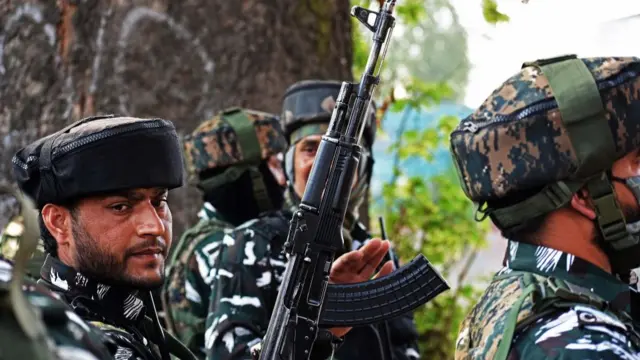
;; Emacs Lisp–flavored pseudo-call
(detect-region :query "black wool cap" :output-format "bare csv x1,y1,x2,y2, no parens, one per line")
12,115,184,208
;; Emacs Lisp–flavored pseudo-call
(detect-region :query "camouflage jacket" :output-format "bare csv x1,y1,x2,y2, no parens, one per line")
0,256,114,360
203,210,292,360
39,255,169,360
455,240,640,360
204,210,421,360
162,203,234,358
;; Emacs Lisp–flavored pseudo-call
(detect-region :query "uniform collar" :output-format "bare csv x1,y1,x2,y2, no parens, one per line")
40,254,147,326
197,202,223,221
504,240,631,312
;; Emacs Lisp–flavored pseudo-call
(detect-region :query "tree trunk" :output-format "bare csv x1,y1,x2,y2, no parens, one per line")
0,0,354,236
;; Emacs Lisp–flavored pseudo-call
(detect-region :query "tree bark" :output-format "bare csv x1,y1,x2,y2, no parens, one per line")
0,0,354,236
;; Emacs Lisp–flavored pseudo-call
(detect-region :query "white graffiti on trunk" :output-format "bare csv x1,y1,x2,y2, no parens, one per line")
113,6,215,116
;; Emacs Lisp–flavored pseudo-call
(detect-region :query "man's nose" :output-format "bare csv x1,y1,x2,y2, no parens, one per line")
133,202,165,237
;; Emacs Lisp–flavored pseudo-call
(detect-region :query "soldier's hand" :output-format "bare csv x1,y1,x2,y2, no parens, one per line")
328,238,394,338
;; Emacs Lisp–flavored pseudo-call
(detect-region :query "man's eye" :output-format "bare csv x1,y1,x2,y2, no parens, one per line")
110,203,131,212
152,198,168,208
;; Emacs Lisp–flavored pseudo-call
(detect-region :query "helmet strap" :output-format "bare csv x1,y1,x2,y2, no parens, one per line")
196,165,252,193
587,172,640,276
248,166,274,213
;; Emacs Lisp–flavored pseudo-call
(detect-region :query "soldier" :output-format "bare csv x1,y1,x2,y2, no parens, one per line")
280,80,422,360
13,114,385,360
180,106,391,360
0,184,113,360
12,115,195,360
452,55,640,359
202,80,420,360
162,107,289,358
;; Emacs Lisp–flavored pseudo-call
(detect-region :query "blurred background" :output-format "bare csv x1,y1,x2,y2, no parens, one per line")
1,0,639,357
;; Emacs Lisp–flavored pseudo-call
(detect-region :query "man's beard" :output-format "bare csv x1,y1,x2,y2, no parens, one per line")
71,218,165,290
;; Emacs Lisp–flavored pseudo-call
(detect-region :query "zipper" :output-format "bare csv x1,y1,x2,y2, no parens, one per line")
12,120,170,170
454,69,639,134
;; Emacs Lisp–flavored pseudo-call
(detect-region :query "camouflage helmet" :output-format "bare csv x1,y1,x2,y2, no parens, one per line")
281,80,378,224
183,107,287,186
183,107,287,212
450,54,640,275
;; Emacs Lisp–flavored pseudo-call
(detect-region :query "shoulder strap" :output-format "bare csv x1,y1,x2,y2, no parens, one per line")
493,272,539,360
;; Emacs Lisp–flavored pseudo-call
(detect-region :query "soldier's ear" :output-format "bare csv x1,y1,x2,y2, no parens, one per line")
570,188,597,220
41,204,73,246
267,154,286,187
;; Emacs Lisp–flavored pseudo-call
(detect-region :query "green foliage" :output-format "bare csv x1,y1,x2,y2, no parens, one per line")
352,18,369,78
349,0,510,358
390,80,453,111
395,0,427,25
482,0,510,24
375,103,491,358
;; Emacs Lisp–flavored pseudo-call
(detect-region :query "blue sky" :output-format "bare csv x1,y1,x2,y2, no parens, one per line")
370,102,472,204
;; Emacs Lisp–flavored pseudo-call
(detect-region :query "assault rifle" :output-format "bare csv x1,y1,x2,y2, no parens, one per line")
256,1,450,359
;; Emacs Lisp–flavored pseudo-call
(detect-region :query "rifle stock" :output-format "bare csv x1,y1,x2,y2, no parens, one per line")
256,2,449,359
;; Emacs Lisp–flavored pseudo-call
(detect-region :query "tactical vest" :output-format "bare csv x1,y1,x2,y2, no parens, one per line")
490,271,640,360
162,215,232,348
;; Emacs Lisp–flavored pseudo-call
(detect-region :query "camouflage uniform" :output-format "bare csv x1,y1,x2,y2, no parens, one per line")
203,211,296,360
456,241,640,359
450,56,640,359
0,256,115,360
0,184,113,360
162,108,288,359
203,82,422,360
281,80,421,360
12,115,194,360
163,203,234,356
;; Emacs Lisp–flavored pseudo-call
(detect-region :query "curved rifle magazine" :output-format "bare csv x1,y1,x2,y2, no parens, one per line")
319,254,449,327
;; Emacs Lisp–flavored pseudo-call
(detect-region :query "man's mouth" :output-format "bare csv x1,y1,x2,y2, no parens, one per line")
130,247,164,258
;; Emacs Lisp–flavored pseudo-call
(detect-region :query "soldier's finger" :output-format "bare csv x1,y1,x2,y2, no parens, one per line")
358,238,384,261
331,250,364,276
372,261,394,279
357,240,390,276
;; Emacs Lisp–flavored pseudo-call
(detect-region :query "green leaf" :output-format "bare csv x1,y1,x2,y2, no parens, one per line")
482,0,510,24
390,99,410,112
395,0,427,26
352,24,369,78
